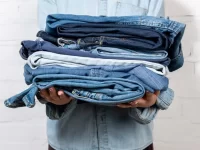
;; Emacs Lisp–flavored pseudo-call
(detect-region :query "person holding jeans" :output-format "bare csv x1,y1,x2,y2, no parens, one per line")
38,0,165,150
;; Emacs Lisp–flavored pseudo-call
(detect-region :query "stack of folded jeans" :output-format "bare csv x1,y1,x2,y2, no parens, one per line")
4,14,186,124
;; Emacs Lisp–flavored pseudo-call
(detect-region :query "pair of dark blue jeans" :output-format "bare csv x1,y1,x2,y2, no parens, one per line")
57,23,168,51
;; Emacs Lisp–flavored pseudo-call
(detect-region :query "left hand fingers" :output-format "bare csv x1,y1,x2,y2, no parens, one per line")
129,94,157,108
130,98,151,108
118,91,160,108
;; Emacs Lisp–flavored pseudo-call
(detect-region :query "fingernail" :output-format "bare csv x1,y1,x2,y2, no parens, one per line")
134,102,138,105
49,87,53,91
58,91,63,96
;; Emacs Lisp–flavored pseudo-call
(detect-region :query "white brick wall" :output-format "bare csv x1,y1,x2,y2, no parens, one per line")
155,0,200,149
0,0,199,149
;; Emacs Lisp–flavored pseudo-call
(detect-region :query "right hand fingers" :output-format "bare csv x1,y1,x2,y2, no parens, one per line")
40,88,73,105
58,91,71,101
49,87,60,101
57,90,73,105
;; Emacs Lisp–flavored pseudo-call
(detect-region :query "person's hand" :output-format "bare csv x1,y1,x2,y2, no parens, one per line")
39,87,73,105
117,91,160,109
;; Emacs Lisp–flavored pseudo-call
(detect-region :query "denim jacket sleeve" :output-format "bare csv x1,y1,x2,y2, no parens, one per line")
38,0,58,30
36,93,77,120
128,88,174,124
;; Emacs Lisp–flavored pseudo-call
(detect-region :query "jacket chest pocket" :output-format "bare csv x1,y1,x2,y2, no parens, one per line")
115,0,148,16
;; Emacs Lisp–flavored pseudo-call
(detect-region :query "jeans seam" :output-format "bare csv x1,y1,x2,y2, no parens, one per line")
142,68,162,90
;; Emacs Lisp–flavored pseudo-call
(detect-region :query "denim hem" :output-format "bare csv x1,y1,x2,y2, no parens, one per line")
168,50,184,72
48,140,153,150
168,21,186,36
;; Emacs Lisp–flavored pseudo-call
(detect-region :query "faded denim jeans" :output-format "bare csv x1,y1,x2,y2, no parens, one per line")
24,64,168,93
27,51,167,76
5,62,169,107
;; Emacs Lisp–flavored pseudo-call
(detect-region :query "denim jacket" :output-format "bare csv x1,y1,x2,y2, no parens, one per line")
37,0,174,150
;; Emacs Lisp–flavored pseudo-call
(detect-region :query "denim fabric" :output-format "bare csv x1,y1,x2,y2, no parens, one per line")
27,51,167,76
19,40,170,65
4,75,144,108
88,47,169,62
24,64,169,92
5,66,169,108
37,30,58,45
38,1,166,150
20,40,119,60
76,35,165,52
57,23,168,51
84,47,170,66
37,30,168,61
45,14,186,72
4,85,38,108
5,63,169,108
37,30,77,46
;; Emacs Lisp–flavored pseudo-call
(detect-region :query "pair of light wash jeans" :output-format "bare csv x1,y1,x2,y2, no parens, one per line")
24,64,168,93
5,63,168,107
27,51,167,76
45,14,186,72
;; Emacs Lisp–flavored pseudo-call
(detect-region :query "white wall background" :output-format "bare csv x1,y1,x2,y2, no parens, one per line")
0,0,199,149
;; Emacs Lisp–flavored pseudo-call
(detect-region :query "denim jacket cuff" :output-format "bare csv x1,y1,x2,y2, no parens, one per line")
156,88,174,110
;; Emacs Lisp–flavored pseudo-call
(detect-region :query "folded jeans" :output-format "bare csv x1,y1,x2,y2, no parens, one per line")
27,51,167,76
